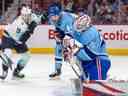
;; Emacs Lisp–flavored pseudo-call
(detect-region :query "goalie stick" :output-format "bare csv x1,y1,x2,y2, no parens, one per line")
64,54,82,79
68,61,81,78
63,39,87,79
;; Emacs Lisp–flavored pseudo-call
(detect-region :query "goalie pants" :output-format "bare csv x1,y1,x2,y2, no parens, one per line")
81,56,111,80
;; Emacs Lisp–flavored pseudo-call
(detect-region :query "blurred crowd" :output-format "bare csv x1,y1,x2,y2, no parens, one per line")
23,0,128,25
49,0,128,25
0,0,128,25
0,0,14,23
90,0,128,24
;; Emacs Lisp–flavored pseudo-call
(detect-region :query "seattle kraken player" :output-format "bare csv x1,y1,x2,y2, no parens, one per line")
48,5,77,78
66,14,111,80
0,6,44,80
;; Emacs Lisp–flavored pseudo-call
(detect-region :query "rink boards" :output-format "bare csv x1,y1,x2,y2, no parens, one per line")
0,25,128,55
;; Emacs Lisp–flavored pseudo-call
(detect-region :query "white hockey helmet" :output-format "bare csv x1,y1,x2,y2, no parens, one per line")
74,14,91,32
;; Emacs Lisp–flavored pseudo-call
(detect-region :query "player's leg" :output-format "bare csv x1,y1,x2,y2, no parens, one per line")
49,41,63,78
0,36,13,80
19,21,37,43
13,52,30,78
13,43,30,79
81,57,111,80
0,48,13,79
98,57,111,80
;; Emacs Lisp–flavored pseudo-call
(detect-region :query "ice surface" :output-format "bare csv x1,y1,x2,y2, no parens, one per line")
0,54,128,96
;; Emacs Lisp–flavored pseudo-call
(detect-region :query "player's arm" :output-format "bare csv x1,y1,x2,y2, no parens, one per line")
55,19,67,39
55,23,74,40
19,21,37,43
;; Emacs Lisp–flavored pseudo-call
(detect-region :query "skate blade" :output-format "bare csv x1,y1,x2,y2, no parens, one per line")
49,76,60,80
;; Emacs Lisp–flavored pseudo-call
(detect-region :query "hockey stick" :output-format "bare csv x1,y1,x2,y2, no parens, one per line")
0,54,7,64
62,37,88,80
68,61,81,78
0,54,13,70
64,55,81,79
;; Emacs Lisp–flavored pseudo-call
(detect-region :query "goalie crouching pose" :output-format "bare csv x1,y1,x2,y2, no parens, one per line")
64,14,111,80
0,6,43,80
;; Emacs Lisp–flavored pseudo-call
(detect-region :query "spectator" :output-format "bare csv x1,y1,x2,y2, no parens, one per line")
121,0,128,5
64,0,74,12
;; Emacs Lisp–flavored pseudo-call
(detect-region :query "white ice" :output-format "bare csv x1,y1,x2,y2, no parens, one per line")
108,56,128,81
0,54,128,96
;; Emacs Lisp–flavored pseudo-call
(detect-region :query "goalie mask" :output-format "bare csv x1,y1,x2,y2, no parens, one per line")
21,6,32,23
73,14,91,32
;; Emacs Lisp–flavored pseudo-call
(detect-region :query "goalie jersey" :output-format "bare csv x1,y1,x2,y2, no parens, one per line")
73,26,109,61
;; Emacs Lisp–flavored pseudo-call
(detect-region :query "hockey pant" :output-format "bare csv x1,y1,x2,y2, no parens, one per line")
81,57,111,80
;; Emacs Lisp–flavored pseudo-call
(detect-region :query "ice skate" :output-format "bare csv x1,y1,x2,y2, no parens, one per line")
49,69,61,80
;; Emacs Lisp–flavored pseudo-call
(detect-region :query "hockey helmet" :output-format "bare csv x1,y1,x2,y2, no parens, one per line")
48,5,61,17
74,14,91,32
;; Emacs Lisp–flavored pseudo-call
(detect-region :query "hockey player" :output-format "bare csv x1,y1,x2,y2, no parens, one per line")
0,6,43,80
65,14,111,80
48,6,77,78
